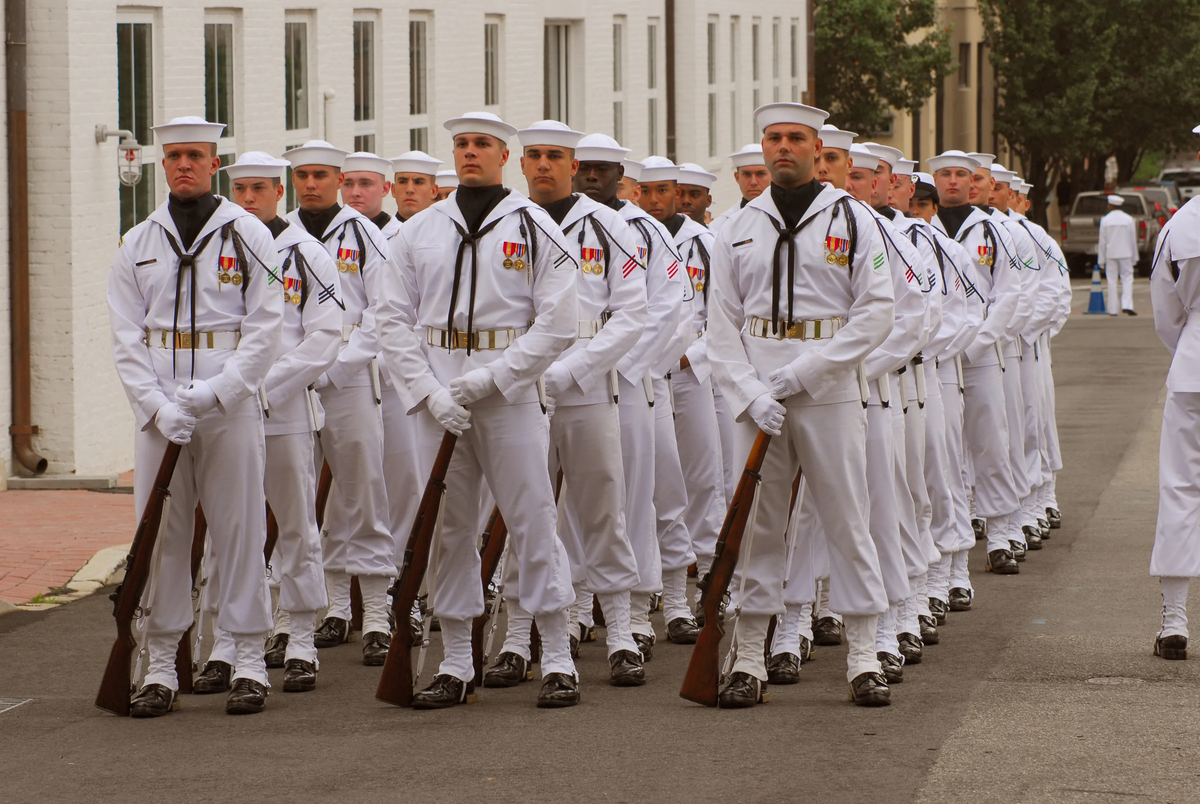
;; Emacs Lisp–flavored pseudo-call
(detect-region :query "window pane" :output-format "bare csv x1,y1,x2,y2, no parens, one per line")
354,134,375,153
772,21,779,80
354,21,374,122
730,91,737,150
211,153,235,197
410,127,428,152
708,93,717,158
791,21,798,78
117,22,154,145
752,23,759,81
613,100,623,143
707,22,716,86
485,23,499,106
410,21,427,115
285,22,308,131
544,24,569,122
648,97,657,153
647,25,657,89
729,20,737,82
612,23,622,92
205,23,234,136
958,42,971,87
120,163,155,233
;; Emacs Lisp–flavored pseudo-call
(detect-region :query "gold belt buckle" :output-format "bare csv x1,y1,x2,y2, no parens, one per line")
175,332,192,349
785,321,806,341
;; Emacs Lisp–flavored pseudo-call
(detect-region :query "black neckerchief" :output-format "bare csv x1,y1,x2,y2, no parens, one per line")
456,184,510,234
740,197,750,209
168,192,220,250
662,213,686,238
539,194,580,225
395,212,407,223
937,204,975,239
370,211,392,231
601,195,623,212
264,216,289,239
298,204,341,239
874,205,897,221
770,179,823,230
976,204,995,214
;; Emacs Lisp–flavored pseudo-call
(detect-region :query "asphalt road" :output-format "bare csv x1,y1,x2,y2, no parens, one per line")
2,281,1194,804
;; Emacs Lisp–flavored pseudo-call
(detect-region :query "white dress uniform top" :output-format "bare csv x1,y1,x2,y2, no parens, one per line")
283,141,396,639
107,118,283,692
1150,196,1200,639
1099,196,1138,314
710,119,894,683
378,116,579,681
710,144,766,239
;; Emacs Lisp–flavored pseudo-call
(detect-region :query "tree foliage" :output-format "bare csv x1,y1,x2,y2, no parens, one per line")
814,0,953,136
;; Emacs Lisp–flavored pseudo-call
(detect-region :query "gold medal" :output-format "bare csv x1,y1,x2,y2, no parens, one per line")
514,258,525,271
337,260,348,273
837,254,849,266
580,260,591,274
695,281,704,292
349,263,359,273
219,272,231,284
291,293,301,305
231,273,243,286
826,252,836,264
503,258,514,270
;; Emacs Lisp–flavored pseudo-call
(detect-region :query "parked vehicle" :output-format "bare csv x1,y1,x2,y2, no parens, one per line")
1060,191,1161,276
1116,183,1179,222
1156,167,1200,201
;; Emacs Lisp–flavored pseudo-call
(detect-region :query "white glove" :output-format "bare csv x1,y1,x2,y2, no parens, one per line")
312,372,331,390
174,380,219,417
542,363,574,398
426,387,471,436
449,367,497,406
155,402,198,444
747,393,785,436
543,394,557,419
767,363,803,400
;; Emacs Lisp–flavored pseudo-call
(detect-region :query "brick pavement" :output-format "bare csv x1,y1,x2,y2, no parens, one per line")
0,472,135,605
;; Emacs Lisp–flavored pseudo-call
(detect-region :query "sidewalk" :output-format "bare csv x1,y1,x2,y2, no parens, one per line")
0,473,135,606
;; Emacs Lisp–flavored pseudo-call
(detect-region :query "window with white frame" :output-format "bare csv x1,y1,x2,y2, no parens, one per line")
647,18,661,153
772,18,780,102
544,22,579,125
410,14,430,150
484,17,503,110
205,14,238,198
118,13,156,232
612,17,625,143
284,18,310,134
707,17,717,158
791,18,800,101
353,17,376,153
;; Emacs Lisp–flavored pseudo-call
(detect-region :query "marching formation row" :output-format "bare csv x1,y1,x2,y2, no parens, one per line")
102,101,1070,718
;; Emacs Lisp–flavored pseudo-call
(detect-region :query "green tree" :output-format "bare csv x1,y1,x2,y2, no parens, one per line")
814,0,953,136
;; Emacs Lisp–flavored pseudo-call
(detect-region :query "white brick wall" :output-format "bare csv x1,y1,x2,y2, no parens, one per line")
1,0,803,478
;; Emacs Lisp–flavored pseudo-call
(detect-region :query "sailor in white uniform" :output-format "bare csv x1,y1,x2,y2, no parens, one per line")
391,150,443,226
435,169,459,201
1100,194,1139,315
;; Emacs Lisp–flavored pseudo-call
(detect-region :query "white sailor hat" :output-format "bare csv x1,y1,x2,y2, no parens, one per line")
967,153,996,171
342,151,394,177
576,133,631,164
1020,182,1033,195
220,151,289,181
639,156,681,183
1107,194,1125,206
283,140,349,170
443,111,518,144
818,124,857,152
914,171,936,186
1008,175,1024,191
678,162,717,189
435,169,459,189
152,116,225,146
754,102,830,134
895,159,917,177
1193,125,1200,134
390,150,443,176
622,159,644,182
926,150,982,173
862,142,904,170
517,120,584,150
728,144,766,169
847,144,881,172
988,164,1015,184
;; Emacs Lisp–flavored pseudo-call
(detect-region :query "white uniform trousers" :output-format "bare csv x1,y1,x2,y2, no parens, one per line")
902,373,940,571
1040,334,1064,474
381,385,425,566
136,397,272,690
614,375,662,593
713,388,738,508
318,383,395,581
652,376,695,573
1150,391,1200,578
1105,258,1135,313
671,368,727,569
864,393,912,604
924,367,957,555
891,376,930,579
939,363,976,553
1017,343,1048,528
265,432,328,615
962,362,1022,552
1001,341,1032,502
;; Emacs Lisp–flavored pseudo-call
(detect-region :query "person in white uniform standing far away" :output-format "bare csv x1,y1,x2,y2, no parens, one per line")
1099,194,1139,316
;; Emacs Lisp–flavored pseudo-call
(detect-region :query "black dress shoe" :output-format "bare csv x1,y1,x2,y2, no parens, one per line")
537,673,580,708
798,635,814,664
919,615,940,645
1046,507,1062,529
413,674,476,709
767,652,800,685
929,597,949,624
877,652,904,684
813,616,844,646
633,632,655,662
694,605,705,628
609,650,646,687
264,633,289,668
1123,308,1138,316
483,651,532,688
282,659,317,693
1037,518,1051,540
361,631,390,666
898,632,923,664
314,617,355,648
718,672,768,708
193,660,232,695
850,671,892,706
948,587,973,611
972,518,988,541
1022,525,1044,551
570,633,580,660
1009,540,1028,562
666,617,700,644
648,593,662,614
225,678,268,715
130,683,178,718
986,549,1020,574
1154,634,1188,660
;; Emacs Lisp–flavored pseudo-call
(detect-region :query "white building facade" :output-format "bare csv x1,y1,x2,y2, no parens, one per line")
1,0,809,480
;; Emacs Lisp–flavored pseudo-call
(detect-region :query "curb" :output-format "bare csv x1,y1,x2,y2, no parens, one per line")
0,543,130,615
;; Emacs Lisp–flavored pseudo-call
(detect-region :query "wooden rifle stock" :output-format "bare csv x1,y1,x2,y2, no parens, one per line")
95,442,183,716
175,505,208,694
470,506,508,685
375,431,458,706
679,431,772,707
